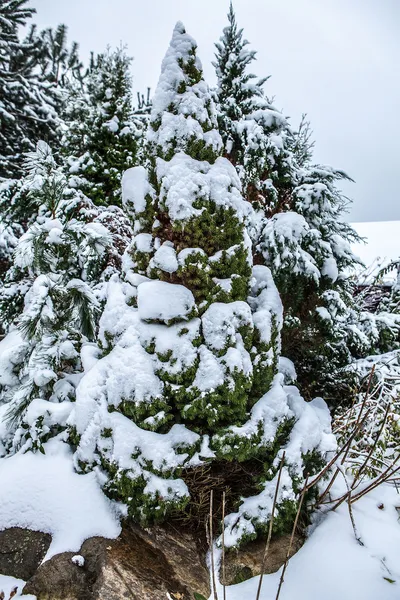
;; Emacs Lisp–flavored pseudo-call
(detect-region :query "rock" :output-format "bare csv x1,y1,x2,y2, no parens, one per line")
221,533,303,585
1,523,302,598
22,523,210,600
22,541,99,600
0,528,51,580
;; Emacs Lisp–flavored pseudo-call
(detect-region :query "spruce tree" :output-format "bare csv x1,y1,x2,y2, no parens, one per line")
214,5,362,405
258,164,362,402
72,23,334,546
0,0,59,178
213,2,295,214
62,47,142,206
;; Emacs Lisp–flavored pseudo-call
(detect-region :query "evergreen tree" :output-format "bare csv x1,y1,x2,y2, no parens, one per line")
62,47,142,206
37,24,84,86
0,0,59,178
213,2,295,214
0,141,133,453
214,5,362,405
257,164,362,402
71,23,334,547
347,262,400,359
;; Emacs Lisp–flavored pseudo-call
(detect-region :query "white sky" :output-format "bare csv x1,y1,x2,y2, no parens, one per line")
33,0,400,223
353,221,399,266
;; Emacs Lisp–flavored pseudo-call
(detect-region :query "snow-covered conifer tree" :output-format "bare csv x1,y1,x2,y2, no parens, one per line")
215,5,362,404
36,24,84,86
0,141,133,454
258,165,362,401
62,47,142,206
72,23,335,546
213,3,295,213
0,0,59,178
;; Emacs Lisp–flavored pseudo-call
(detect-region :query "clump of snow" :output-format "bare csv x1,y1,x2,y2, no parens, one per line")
71,555,85,567
202,301,253,352
249,264,283,346
122,166,154,221
149,241,178,274
156,153,252,224
137,280,196,323
278,356,297,384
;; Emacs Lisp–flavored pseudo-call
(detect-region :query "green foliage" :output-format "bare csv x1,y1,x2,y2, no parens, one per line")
62,47,143,206
0,0,60,178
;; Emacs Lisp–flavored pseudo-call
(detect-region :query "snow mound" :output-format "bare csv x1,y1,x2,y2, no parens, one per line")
211,483,400,600
137,280,196,323
0,440,121,560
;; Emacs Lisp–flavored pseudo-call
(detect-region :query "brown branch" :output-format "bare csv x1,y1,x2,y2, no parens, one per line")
351,401,391,488
308,408,370,498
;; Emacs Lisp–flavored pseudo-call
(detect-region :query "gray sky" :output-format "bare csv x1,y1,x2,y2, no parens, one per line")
34,0,400,222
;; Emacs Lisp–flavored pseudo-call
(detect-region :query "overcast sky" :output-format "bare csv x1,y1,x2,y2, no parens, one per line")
33,0,400,222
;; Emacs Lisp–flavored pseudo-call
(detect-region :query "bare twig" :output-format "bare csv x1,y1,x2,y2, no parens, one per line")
336,464,363,545
222,490,226,600
209,489,219,600
309,408,370,498
255,452,286,600
328,454,400,511
275,475,308,600
317,401,372,504
351,401,391,488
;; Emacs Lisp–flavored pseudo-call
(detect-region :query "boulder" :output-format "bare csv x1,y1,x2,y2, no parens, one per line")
0,528,51,580
0,523,303,598
220,532,303,585
22,523,210,600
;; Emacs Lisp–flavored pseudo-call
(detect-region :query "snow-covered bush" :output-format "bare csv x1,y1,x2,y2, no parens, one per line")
334,349,400,479
71,22,336,547
0,0,60,179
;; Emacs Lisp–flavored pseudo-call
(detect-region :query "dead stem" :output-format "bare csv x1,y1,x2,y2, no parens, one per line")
255,452,286,600
222,491,226,600
209,489,219,600
275,475,309,600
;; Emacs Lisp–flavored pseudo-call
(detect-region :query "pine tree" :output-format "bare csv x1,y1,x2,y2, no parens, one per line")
71,23,334,547
36,24,84,87
62,47,142,206
0,141,133,453
348,262,400,358
0,0,59,178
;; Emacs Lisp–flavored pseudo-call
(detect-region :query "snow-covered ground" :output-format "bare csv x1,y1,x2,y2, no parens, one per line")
0,440,399,599
209,483,400,600
0,574,35,600
0,438,122,561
